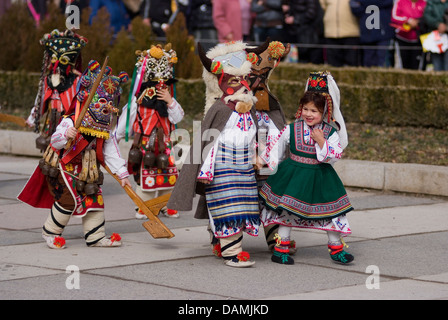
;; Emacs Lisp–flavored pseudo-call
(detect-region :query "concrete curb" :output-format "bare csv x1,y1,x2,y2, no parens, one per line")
1,129,447,197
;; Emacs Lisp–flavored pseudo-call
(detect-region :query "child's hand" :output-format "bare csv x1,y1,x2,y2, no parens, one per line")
156,88,173,105
254,156,264,170
197,179,211,184
120,177,132,188
65,127,78,140
311,128,325,148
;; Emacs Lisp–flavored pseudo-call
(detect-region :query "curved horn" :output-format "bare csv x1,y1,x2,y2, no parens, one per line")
197,42,212,72
245,37,271,55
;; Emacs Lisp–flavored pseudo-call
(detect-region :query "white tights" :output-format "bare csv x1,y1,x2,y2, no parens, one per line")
277,225,342,245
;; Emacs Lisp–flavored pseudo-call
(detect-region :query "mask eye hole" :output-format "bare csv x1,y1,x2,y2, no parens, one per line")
51,55,58,64
59,56,70,65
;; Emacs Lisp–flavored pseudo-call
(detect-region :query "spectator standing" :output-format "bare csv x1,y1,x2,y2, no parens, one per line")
282,0,324,64
28,0,47,26
89,0,131,35
423,0,448,71
350,0,395,67
251,0,285,42
391,0,426,70
240,0,252,41
60,0,90,13
141,0,179,37
213,0,243,42
187,0,218,50
320,0,360,67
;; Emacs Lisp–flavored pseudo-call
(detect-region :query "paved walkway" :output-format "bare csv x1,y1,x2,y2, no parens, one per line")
1,154,448,302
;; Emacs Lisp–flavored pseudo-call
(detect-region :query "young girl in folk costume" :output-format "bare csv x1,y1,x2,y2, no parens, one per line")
115,44,184,219
167,41,261,267
26,29,87,152
18,60,131,249
258,71,354,265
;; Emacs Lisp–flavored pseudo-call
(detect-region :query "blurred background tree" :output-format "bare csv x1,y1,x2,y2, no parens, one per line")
0,1,202,79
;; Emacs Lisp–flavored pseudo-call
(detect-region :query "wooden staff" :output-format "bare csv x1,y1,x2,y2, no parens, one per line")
103,165,175,239
0,113,26,127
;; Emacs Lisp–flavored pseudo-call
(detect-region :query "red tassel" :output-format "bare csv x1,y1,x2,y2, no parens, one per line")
53,236,65,248
213,244,222,257
110,233,121,243
237,251,250,262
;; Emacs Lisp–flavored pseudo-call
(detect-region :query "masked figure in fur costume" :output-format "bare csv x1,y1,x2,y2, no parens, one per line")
18,60,131,249
26,29,87,152
246,39,297,254
115,43,184,219
167,41,261,267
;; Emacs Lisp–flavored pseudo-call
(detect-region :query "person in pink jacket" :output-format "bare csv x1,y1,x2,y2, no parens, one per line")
391,0,427,69
213,0,243,42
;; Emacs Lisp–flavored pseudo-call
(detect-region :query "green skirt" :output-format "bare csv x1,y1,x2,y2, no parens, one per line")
259,158,353,220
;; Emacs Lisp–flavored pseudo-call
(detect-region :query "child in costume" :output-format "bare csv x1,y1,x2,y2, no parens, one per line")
115,44,184,219
26,29,87,152
258,71,354,265
167,41,261,268
18,60,130,249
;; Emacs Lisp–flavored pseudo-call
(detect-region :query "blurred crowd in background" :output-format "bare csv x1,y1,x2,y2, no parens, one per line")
2,0,448,71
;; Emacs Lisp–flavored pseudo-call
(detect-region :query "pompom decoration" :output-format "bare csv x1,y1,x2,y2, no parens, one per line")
247,52,259,65
237,251,250,262
88,60,100,72
53,236,66,248
110,233,121,243
210,60,223,74
213,244,222,257
268,41,286,59
76,89,88,102
149,45,164,59
104,66,112,76
166,209,178,216
118,71,129,83
80,74,91,88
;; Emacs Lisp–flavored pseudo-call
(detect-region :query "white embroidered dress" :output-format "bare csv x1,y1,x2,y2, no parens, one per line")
259,121,352,235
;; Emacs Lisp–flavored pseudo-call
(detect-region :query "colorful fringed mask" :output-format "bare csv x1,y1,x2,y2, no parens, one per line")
135,43,177,82
77,60,129,139
133,43,178,106
40,29,87,86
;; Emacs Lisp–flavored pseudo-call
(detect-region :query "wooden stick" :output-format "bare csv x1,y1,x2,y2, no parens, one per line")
102,165,175,239
65,56,109,149
0,113,26,127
